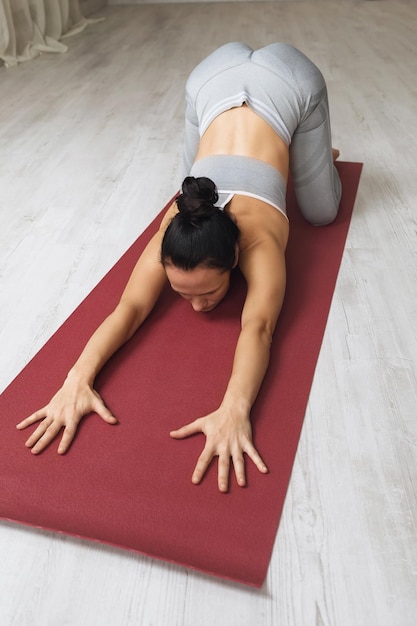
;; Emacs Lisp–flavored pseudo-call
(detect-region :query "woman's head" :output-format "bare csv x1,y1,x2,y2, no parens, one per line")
161,176,240,312
161,176,240,271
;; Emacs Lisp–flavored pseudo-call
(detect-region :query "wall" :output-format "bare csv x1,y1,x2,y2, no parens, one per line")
80,0,107,15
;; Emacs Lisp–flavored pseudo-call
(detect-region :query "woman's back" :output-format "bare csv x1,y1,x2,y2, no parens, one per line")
196,104,289,182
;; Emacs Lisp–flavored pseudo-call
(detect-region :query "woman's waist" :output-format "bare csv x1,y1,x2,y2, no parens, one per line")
196,106,289,178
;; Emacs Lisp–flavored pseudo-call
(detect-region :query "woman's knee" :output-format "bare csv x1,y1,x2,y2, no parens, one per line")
297,168,342,225
303,203,340,226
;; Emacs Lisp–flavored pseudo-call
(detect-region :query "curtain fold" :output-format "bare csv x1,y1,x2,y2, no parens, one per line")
0,0,103,67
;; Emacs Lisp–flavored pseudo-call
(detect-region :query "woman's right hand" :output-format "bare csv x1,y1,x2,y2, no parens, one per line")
16,377,117,455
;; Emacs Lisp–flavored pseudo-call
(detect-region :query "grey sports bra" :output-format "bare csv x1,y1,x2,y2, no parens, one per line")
189,154,287,219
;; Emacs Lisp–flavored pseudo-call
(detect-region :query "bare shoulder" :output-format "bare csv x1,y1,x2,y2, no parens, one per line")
230,198,288,330
228,196,289,258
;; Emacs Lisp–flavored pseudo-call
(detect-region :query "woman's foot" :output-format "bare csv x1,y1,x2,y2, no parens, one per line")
332,148,340,162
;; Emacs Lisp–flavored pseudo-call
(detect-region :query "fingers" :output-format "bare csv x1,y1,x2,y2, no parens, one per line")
17,387,117,456
218,454,231,493
194,449,263,493
99,411,118,425
16,408,47,430
219,447,260,492
243,441,268,474
173,419,268,491
192,446,214,486
170,418,203,439
57,423,78,455
228,445,267,492
232,453,246,488
191,444,265,493
91,395,117,425
26,419,64,455
191,446,231,493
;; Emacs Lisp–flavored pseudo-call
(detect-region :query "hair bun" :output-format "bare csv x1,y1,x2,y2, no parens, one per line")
176,176,219,223
182,176,218,205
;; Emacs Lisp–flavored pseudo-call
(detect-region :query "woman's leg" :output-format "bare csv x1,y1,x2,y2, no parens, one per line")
255,43,342,225
289,82,342,226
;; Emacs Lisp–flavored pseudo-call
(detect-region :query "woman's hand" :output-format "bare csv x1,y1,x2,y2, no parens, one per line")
16,377,117,455
170,406,268,493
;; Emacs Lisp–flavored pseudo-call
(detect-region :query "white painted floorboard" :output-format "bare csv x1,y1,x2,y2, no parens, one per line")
0,2,416,625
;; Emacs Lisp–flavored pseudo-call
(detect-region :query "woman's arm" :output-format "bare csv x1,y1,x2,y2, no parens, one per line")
17,204,178,454
221,236,286,409
170,225,288,492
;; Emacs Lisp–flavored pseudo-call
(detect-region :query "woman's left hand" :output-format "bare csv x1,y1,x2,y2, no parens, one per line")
170,407,268,493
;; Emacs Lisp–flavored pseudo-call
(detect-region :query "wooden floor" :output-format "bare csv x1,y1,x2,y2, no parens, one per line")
1,2,416,624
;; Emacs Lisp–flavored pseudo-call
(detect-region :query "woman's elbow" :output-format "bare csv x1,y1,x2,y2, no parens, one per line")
243,318,275,347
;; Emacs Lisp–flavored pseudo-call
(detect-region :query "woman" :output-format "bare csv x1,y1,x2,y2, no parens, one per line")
17,42,341,493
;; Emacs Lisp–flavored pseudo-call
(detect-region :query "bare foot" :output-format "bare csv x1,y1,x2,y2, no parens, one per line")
332,148,340,162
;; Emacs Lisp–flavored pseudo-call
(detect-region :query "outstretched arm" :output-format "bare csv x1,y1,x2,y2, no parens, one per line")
171,226,288,492
17,204,178,454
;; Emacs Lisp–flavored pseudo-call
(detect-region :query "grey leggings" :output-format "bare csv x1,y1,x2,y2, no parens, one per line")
183,42,342,225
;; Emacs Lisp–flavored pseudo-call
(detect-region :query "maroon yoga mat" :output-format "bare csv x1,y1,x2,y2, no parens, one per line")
0,162,362,587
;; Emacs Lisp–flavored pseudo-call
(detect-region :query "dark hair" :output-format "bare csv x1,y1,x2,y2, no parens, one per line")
161,176,240,271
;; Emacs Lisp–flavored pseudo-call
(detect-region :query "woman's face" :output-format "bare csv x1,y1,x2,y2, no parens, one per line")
165,265,232,312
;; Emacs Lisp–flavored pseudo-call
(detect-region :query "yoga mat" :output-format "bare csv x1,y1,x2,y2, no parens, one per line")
0,162,362,587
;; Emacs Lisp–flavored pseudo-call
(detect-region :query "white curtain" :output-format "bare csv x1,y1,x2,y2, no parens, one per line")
0,0,102,67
